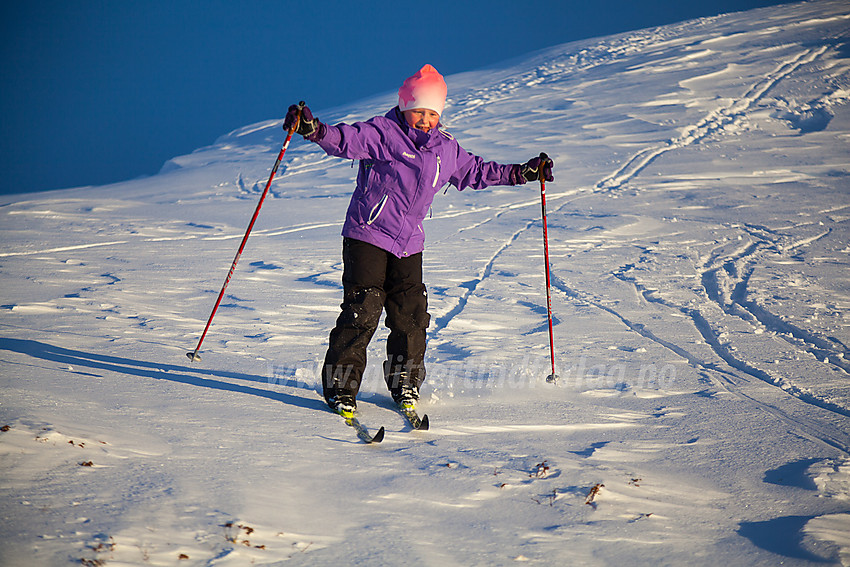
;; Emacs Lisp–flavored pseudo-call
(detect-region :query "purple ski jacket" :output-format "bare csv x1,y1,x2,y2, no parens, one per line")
313,107,520,258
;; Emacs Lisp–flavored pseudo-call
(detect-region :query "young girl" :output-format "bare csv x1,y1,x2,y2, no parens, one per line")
283,64,553,415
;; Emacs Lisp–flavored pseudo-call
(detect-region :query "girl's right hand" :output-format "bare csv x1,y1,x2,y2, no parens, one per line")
283,103,321,138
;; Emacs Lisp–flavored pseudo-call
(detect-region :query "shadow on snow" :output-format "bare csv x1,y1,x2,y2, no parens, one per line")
0,337,325,413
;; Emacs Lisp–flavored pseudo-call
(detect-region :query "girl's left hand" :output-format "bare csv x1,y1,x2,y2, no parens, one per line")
520,154,554,182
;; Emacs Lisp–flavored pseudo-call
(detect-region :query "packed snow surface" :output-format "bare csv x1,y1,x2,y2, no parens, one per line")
2,1,850,565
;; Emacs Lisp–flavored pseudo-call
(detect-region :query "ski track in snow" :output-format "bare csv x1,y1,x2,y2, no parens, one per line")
595,45,831,191
426,25,850,452
0,219,342,258
430,219,536,339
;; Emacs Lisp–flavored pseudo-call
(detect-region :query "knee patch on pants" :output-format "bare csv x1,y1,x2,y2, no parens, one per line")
338,287,384,330
385,285,429,332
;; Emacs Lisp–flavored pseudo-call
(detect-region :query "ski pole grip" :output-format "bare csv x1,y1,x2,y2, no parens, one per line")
286,101,306,135
295,100,305,132
538,152,549,182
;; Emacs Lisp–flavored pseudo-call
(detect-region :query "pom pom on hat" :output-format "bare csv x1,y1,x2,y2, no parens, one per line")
398,64,447,116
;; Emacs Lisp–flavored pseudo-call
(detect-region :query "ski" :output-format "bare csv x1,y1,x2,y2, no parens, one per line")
397,403,429,431
338,409,385,444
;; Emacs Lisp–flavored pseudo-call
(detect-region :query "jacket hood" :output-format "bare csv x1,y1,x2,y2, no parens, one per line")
387,107,443,150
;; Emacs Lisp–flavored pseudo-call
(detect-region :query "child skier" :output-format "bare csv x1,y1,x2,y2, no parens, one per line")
283,64,553,415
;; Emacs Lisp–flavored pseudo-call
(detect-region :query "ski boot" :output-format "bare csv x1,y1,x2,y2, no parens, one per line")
327,394,357,418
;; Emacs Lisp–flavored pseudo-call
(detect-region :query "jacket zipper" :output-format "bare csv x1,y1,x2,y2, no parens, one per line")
367,194,388,225
361,160,373,193
432,156,441,188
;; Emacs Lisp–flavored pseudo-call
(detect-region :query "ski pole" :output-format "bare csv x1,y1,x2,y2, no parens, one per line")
538,152,559,383
186,102,305,362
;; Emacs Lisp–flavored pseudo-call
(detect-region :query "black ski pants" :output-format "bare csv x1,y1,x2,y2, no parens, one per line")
322,238,430,400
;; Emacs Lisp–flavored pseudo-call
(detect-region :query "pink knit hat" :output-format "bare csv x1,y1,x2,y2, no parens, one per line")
398,64,447,116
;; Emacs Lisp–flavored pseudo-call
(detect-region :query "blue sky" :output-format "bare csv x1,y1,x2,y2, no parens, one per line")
1,0,795,195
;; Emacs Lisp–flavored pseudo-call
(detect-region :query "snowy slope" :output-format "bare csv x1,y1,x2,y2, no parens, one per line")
2,1,850,565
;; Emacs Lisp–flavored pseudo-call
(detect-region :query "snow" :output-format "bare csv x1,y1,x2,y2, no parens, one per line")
2,1,850,564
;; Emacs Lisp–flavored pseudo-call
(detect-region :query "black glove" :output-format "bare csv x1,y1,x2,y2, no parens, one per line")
520,153,554,182
283,103,322,139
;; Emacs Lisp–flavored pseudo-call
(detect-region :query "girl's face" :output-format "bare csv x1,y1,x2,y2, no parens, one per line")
403,108,440,133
